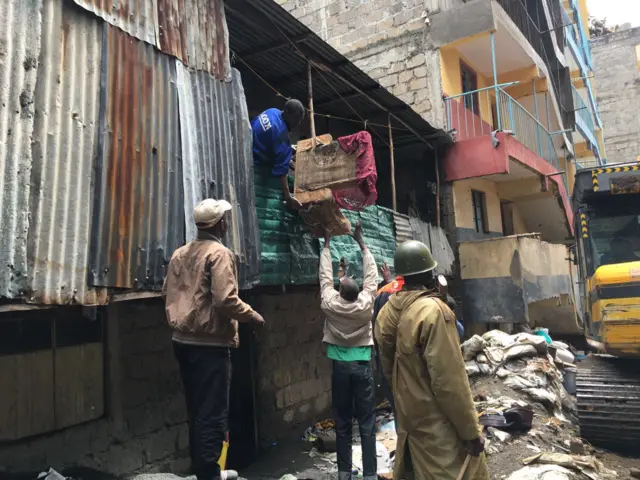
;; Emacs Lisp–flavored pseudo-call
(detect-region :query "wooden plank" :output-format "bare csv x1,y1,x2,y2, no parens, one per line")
54,343,105,429
0,351,55,440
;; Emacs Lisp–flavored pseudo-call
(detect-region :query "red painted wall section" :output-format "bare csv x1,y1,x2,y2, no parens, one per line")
444,132,574,233
444,135,509,181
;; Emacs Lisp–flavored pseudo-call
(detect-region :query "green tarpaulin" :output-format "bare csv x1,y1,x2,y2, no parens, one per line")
255,170,396,286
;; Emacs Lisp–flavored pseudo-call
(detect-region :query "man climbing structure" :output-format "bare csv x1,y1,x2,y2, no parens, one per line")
251,99,305,210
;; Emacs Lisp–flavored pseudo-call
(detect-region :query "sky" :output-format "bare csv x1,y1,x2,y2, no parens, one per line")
587,0,640,28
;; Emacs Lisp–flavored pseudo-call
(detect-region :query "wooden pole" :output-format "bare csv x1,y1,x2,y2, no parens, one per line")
388,114,397,212
308,61,316,149
435,149,441,227
305,57,434,150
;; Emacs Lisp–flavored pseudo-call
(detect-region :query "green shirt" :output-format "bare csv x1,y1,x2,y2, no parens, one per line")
326,344,372,362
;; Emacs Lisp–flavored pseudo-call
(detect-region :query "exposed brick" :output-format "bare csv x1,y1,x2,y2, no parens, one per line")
409,76,428,91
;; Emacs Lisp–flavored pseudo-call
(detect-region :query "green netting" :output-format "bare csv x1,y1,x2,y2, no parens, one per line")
254,168,396,286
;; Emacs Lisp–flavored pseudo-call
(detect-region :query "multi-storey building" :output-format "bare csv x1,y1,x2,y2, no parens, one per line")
281,0,606,334
591,27,640,165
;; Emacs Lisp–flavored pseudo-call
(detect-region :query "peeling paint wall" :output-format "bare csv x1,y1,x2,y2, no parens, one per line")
458,234,573,328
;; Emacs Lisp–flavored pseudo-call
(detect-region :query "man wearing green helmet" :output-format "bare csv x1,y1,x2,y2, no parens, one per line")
375,240,489,480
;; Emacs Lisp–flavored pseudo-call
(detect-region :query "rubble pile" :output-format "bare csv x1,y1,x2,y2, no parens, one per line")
465,330,624,480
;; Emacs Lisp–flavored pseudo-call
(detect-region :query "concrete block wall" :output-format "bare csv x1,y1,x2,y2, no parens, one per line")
275,0,466,128
253,287,332,445
0,299,188,476
591,27,640,165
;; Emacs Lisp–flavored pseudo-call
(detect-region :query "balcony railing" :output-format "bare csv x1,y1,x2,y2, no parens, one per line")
572,85,600,155
445,86,561,171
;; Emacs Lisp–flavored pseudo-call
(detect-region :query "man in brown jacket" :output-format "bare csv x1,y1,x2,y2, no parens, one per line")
163,198,264,480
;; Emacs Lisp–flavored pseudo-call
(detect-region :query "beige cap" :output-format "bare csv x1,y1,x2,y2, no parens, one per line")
194,198,232,230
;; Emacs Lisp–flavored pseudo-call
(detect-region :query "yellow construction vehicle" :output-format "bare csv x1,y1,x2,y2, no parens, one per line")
572,162,640,450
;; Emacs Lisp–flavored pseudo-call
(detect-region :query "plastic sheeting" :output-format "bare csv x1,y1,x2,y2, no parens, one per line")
255,171,396,286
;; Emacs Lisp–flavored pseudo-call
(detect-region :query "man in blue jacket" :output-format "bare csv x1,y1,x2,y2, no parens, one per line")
251,99,305,210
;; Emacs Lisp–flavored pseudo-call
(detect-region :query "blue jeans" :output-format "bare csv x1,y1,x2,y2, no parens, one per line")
332,360,377,480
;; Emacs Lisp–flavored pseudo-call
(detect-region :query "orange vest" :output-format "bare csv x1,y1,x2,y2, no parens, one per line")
377,276,404,295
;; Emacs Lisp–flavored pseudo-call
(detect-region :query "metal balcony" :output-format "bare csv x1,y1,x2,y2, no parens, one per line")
445,86,561,170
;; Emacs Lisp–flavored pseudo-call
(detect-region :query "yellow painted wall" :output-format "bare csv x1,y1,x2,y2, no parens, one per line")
452,178,503,233
568,158,577,194
440,45,494,125
512,204,528,234
577,0,590,40
636,44,640,72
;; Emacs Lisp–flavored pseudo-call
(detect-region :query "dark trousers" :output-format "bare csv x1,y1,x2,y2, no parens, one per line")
332,360,377,480
174,342,231,480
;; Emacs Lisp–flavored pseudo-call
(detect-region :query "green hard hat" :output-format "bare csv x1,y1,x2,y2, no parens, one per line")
394,240,437,277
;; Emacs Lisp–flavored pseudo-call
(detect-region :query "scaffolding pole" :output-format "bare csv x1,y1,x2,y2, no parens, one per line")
388,114,397,211
307,61,316,149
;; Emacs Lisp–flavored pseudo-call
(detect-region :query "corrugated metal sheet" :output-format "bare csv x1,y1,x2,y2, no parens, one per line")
89,25,184,290
393,212,412,245
70,0,158,47
408,217,454,276
177,63,259,289
27,0,108,305
70,0,230,80
156,0,188,64
184,0,229,80
0,0,43,299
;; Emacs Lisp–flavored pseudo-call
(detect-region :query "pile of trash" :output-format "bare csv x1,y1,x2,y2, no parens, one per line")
463,329,577,420
299,403,396,478
463,329,624,479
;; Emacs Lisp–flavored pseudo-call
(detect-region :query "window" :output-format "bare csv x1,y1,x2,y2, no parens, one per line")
460,61,479,114
472,190,488,233
587,213,640,272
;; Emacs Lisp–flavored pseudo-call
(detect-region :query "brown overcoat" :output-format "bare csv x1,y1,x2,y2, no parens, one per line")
375,290,489,480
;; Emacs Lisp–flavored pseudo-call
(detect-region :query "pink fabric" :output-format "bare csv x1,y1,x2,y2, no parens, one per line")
333,131,378,210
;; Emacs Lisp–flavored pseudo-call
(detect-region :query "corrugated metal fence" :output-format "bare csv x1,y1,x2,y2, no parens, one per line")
0,0,257,304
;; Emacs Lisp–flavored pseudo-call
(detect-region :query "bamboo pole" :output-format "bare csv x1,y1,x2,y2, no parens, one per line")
307,61,316,149
388,114,397,212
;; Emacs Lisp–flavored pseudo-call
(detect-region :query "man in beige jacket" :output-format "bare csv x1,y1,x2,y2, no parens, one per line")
320,221,378,480
163,199,264,480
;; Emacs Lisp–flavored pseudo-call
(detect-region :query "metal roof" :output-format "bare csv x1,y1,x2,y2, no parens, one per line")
89,25,185,291
177,65,260,289
224,0,446,147
28,0,108,305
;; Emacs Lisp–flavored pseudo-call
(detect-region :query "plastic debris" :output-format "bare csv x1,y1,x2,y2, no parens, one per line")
37,470,67,480
462,335,487,361
504,465,575,480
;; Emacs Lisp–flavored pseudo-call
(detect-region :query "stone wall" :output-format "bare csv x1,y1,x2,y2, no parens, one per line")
591,28,640,165
252,287,332,446
0,299,189,476
275,0,467,128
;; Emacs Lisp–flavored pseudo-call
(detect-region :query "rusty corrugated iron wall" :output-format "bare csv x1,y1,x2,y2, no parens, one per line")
0,0,42,299
0,0,250,305
69,0,229,80
177,64,259,289
69,0,157,46
89,25,185,290
28,0,108,305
